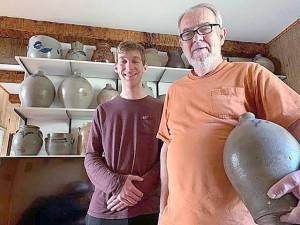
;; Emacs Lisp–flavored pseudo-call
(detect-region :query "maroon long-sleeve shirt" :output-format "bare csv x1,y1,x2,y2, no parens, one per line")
84,96,163,219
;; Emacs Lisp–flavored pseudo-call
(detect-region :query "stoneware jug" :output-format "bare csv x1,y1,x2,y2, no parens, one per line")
77,122,92,155
58,71,93,108
145,48,161,67
19,71,55,107
65,41,88,61
91,41,114,63
11,125,43,156
253,54,275,73
166,50,185,68
223,112,300,225
96,83,118,105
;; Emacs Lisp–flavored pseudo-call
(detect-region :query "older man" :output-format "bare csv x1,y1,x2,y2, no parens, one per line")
158,3,300,225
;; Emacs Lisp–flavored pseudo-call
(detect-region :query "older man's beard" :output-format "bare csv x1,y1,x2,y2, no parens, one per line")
186,50,220,71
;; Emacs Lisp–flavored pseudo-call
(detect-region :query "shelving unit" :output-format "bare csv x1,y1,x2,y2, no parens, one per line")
7,56,288,157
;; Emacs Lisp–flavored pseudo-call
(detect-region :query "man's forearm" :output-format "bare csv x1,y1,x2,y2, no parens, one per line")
160,143,169,213
84,152,126,194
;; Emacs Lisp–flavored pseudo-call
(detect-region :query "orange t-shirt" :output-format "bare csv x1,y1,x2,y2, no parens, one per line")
157,61,300,225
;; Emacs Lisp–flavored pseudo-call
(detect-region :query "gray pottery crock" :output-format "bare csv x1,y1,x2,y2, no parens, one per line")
145,48,161,67
58,72,93,108
45,133,75,155
19,71,55,107
224,112,300,225
96,83,118,105
166,50,185,68
77,122,92,155
65,41,88,61
27,35,62,59
11,125,43,156
253,54,275,73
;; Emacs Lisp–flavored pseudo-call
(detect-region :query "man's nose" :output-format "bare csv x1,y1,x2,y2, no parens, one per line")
126,62,134,70
193,32,204,42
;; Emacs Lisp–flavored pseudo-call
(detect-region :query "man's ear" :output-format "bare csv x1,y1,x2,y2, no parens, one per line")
114,64,118,73
220,28,227,46
143,64,148,71
179,38,183,48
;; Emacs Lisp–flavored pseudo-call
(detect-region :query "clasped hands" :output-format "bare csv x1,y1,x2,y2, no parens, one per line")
107,175,144,212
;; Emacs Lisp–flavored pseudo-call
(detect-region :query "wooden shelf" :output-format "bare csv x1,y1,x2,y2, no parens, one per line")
14,107,95,121
15,56,172,82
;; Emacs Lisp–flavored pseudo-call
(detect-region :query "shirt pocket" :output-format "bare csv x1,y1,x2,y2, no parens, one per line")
210,87,246,119
140,115,155,135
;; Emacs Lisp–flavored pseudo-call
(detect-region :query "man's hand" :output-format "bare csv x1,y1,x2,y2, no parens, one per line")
268,170,300,224
107,175,144,211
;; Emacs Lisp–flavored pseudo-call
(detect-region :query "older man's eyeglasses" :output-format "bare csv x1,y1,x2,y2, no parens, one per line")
180,24,220,41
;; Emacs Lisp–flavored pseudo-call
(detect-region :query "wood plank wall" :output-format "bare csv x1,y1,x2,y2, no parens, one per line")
0,86,20,156
269,19,300,93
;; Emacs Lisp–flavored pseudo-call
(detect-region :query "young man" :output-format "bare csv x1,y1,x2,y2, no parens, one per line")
158,3,300,225
85,40,163,225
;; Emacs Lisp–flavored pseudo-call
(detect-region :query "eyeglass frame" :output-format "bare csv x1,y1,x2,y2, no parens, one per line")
179,23,221,41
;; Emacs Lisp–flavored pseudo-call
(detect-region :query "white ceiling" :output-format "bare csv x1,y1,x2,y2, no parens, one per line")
1,0,300,43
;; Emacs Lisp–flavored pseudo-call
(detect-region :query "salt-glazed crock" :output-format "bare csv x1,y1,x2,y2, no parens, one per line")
11,125,43,156
65,41,88,61
224,112,300,225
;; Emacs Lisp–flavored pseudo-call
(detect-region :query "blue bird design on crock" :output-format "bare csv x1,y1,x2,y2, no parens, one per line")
40,48,53,53
33,41,43,49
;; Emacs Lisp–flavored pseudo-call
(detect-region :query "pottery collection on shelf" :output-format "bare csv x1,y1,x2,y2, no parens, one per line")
15,36,194,158
223,112,300,225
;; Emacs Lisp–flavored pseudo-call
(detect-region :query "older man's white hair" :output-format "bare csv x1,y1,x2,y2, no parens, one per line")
177,3,223,32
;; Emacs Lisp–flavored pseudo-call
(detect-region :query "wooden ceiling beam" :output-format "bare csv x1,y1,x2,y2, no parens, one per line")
0,70,24,83
0,16,268,58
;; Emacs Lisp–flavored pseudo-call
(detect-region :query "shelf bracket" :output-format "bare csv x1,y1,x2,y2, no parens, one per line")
14,108,28,125
70,61,74,74
18,57,31,75
66,110,72,133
